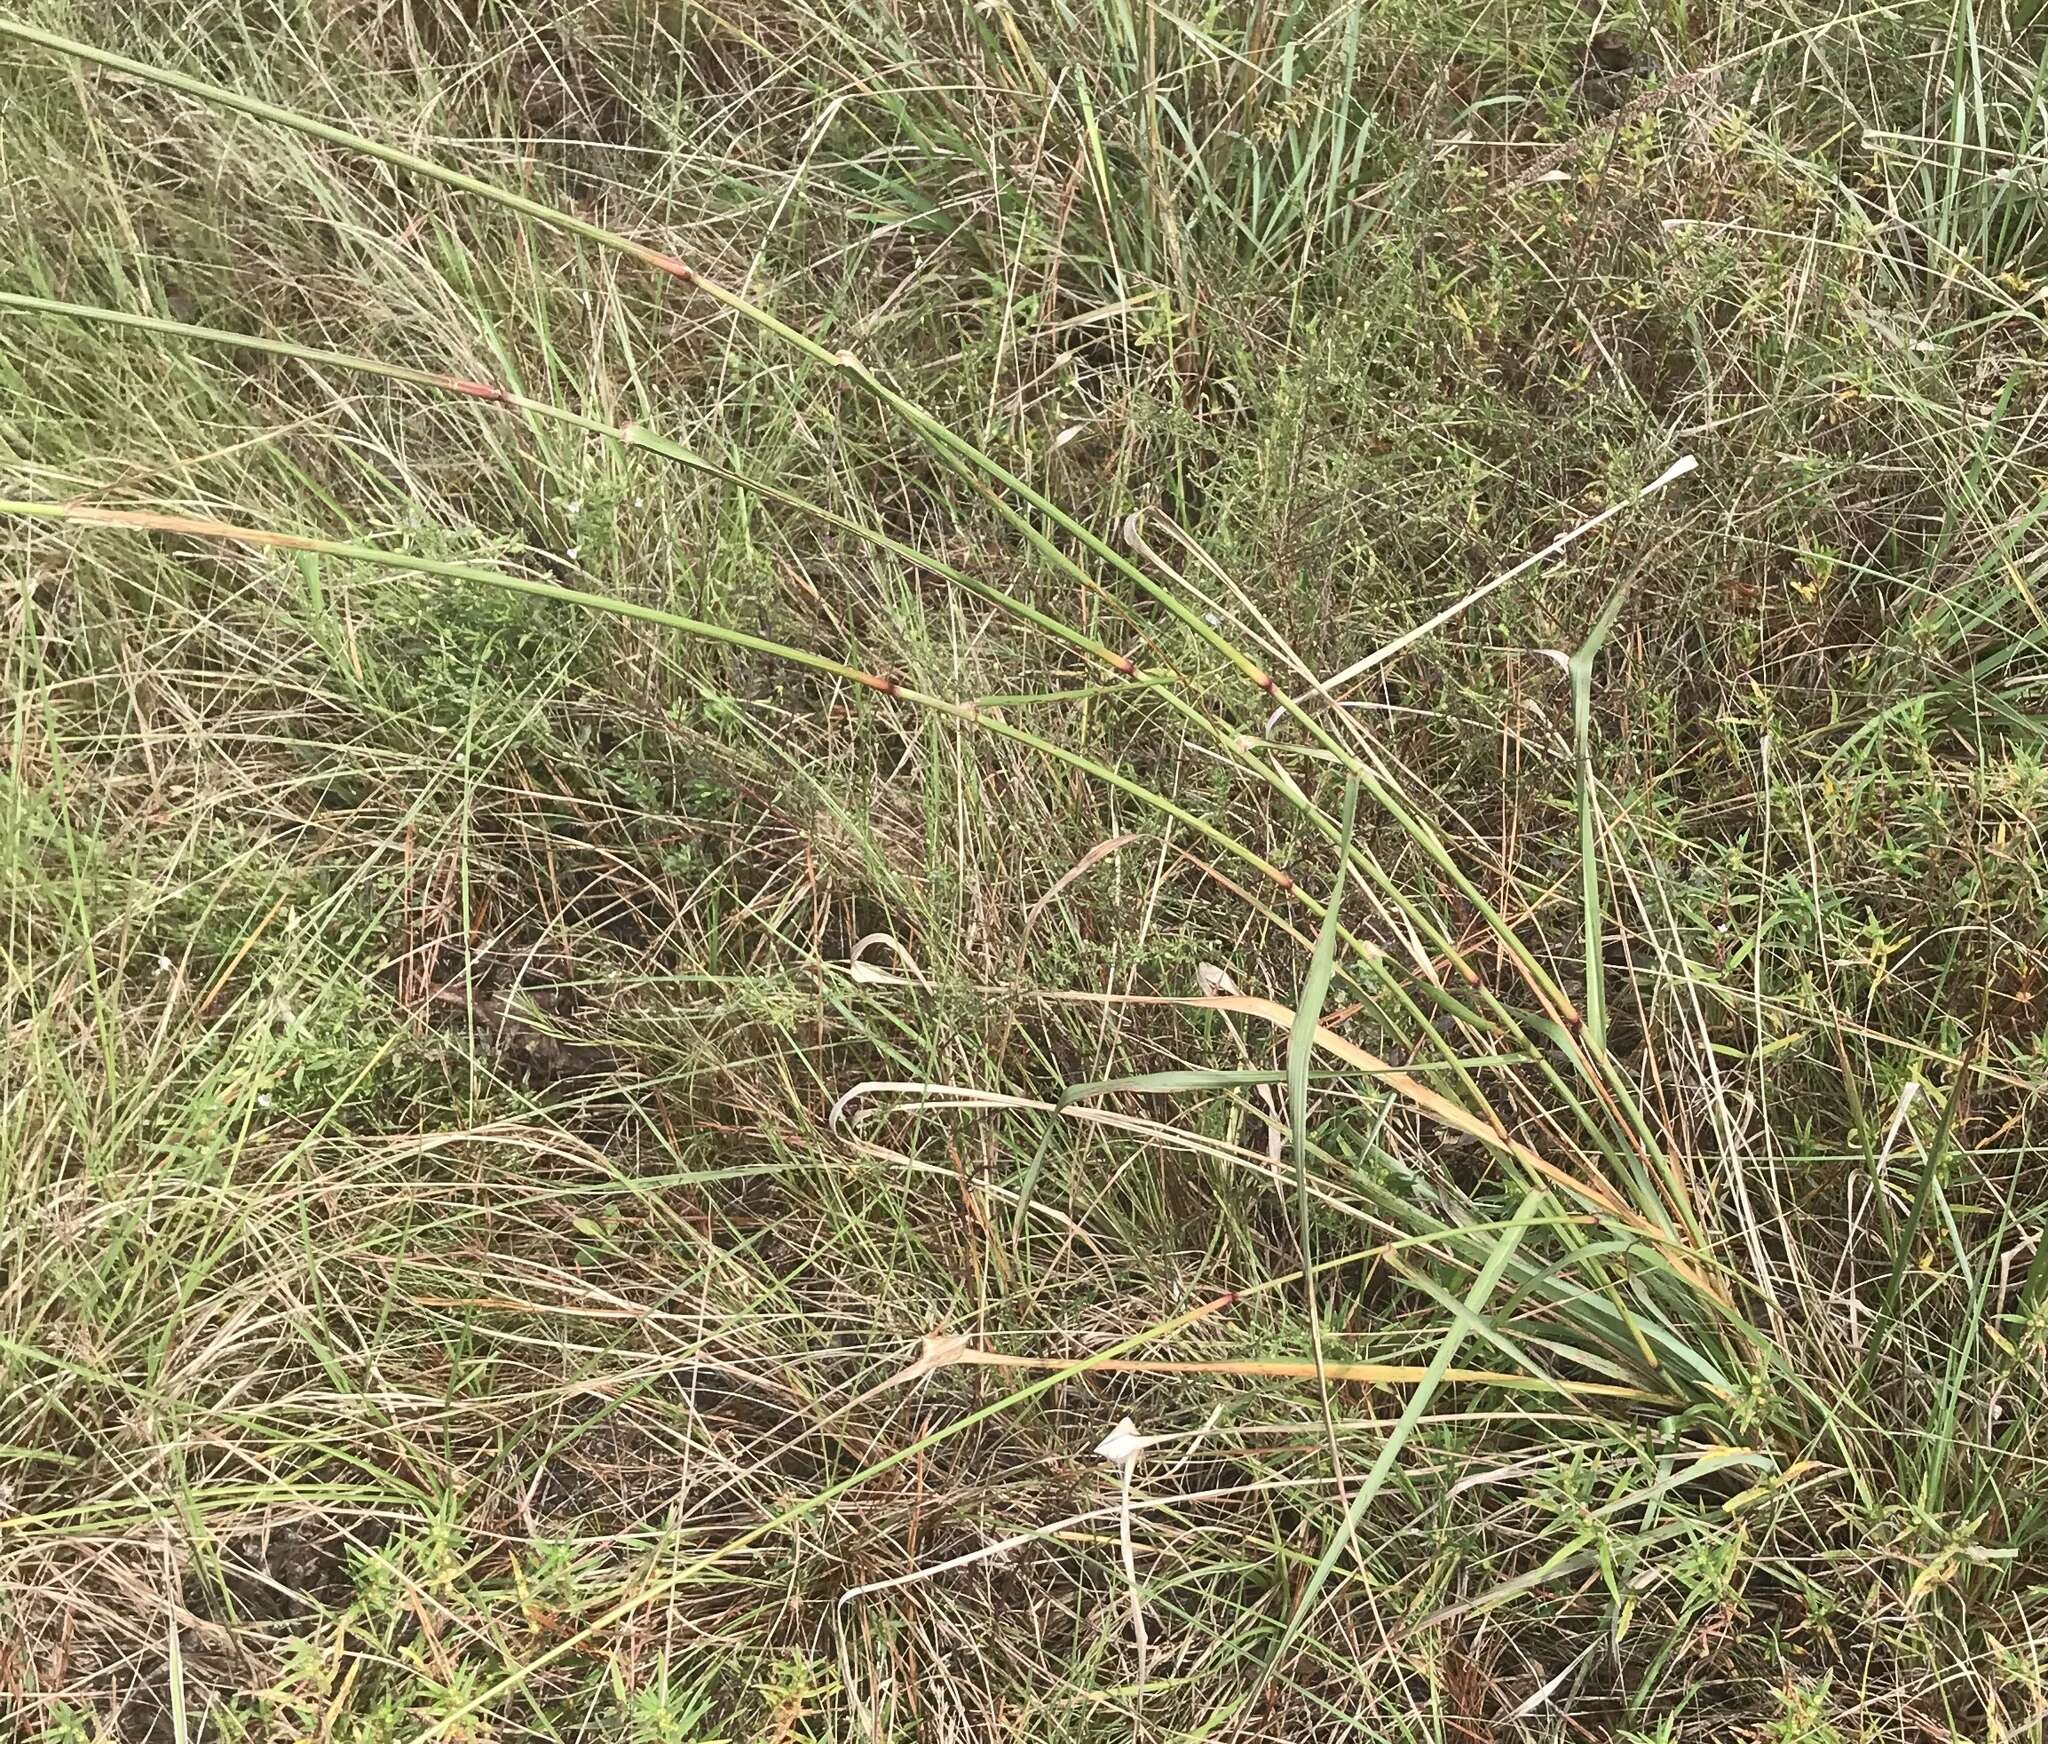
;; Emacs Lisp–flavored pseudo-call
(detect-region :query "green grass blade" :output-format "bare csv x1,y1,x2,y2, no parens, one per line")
1256,1191,1542,1695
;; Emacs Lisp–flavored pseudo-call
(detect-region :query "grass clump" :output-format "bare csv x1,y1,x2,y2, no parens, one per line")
3,2,2048,1740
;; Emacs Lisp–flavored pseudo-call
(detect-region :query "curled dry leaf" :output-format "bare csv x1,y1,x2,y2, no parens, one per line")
1023,832,1143,931
1094,1417,1150,1465
847,931,926,986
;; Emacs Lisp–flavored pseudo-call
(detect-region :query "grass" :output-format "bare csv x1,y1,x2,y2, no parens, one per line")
2,0,2047,1739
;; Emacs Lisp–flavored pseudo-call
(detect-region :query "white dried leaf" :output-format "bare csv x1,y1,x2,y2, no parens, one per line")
1094,1416,1150,1465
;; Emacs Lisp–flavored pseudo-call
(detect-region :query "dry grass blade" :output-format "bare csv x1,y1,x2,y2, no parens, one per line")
1034,984,1723,1287
879,1332,1671,1402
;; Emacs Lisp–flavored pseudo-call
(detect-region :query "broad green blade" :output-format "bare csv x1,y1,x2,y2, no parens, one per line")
1260,1190,1542,1686
1570,585,1629,1052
